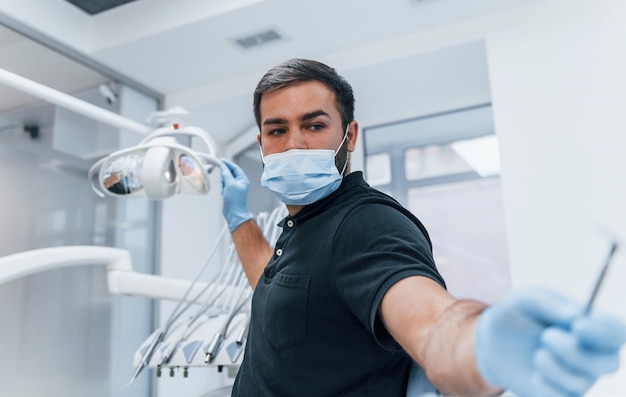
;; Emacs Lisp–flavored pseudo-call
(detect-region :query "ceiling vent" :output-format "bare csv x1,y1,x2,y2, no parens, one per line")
232,28,286,50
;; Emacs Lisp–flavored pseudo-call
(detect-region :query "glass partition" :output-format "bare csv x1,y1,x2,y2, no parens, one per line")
0,22,160,397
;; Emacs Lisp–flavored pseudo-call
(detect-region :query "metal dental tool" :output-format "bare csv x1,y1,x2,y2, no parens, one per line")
128,225,228,386
127,206,286,381
235,314,250,346
156,246,241,367
225,310,251,363
204,273,251,364
584,240,619,315
220,210,284,364
127,328,165,386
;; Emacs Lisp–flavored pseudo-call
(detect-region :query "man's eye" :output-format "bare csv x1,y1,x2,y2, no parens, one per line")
309,124,324,132
268,128,286,135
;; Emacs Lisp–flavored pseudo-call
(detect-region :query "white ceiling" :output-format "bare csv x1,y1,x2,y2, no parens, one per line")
0,0,541,147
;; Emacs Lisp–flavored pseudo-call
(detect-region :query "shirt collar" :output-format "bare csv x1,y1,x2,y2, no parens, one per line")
278,171,367,226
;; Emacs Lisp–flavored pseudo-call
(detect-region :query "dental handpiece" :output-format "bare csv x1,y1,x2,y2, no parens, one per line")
127,328,164,386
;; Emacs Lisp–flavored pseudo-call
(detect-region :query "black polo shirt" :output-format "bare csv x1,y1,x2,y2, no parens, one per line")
232,171,446,397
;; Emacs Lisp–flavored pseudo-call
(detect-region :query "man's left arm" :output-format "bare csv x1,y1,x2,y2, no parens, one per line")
380,276,626,397
380,276,501,396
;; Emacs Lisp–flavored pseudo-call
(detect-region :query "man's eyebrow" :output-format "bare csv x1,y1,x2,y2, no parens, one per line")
262,110,331,126
262,117,287,126
301,110,330,122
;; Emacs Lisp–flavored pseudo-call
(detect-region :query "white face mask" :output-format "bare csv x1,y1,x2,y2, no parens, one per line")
260,126,349,205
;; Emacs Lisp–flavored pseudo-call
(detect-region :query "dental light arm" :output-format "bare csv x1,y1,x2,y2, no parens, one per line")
0,67,150,136
0,246,212,303
0,67,222,201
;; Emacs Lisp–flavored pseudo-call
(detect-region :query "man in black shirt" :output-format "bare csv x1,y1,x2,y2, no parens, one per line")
219,58,625,397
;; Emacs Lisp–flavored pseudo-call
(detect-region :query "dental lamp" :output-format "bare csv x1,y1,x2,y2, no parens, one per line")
0,67,221,201
88,106,222,200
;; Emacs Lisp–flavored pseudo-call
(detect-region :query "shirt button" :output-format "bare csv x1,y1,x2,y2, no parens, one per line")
276,248,283,256
286,220,294,228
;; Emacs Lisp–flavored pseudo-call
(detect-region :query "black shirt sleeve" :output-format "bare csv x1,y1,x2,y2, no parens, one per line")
330,202,445,350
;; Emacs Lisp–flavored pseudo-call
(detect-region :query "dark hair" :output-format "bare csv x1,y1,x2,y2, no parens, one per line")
253,59,355,130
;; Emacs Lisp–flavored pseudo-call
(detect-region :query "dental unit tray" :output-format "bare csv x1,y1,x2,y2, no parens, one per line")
0,207,287,384
134,303,250,370
0,245,250,375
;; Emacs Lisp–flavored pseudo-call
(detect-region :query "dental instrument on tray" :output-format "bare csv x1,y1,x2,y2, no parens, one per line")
225,308,251,363
156,246,243,367
128,225,229,386
204,275,252,364
128,206,287,383
222,210,281,363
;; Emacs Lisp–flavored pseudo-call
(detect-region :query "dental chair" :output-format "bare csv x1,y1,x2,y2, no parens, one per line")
406,362,442,397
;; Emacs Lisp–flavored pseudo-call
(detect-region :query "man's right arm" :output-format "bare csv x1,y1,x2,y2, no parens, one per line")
220,159,273,289
231,219,273,289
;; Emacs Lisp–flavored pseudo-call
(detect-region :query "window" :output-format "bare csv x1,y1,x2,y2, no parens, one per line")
363,105,510,303
365,152,392,186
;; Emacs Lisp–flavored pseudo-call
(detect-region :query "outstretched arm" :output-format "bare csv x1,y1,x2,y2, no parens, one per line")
381,276,626,397
381,276,501,396
220,159,273,288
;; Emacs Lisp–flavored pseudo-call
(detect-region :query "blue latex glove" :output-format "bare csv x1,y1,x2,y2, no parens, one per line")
475,287,626,397
219,159,252,232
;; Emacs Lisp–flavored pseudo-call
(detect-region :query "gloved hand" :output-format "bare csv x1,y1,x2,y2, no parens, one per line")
475,287,626,397
219,159,252,232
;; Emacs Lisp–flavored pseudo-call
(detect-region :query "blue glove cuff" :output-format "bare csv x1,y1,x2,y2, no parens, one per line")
219,158,252,232
474,307,499,387
226,208,251,232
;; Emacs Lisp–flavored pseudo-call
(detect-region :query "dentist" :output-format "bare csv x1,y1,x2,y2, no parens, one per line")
220,58,626,397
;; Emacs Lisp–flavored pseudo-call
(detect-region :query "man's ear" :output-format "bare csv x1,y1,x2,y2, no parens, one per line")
347,121,359,152
257,132,263,155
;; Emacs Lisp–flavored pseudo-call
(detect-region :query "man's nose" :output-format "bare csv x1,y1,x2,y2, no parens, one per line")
284,128,306,150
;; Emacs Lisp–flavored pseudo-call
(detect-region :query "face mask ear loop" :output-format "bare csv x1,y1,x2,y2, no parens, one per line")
334,124,350,156
336,124,350,176
339,153,349,176
258,144,265,165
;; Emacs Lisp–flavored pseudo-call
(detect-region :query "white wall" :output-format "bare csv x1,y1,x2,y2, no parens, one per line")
486,1,626,392
487,0,626,300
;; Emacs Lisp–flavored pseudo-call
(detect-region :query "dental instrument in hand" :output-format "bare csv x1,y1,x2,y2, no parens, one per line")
585,239,619,315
